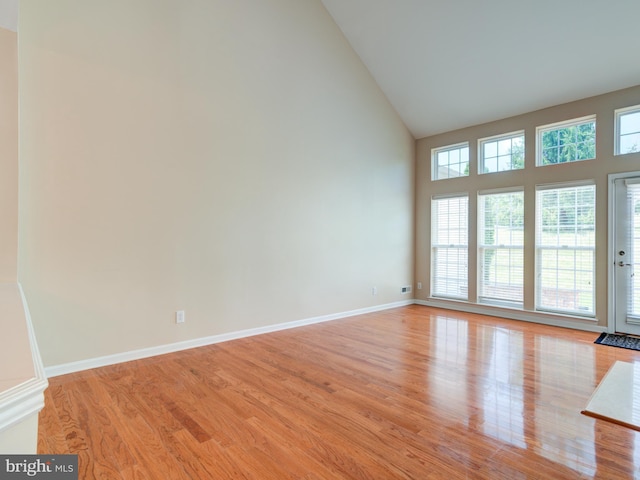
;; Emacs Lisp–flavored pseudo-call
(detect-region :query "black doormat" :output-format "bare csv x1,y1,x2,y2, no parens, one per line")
595,332,640,351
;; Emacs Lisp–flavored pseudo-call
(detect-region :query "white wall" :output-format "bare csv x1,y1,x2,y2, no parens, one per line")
0,416,38,454
0,26,17,282
0,27,46,456
18,0,415,366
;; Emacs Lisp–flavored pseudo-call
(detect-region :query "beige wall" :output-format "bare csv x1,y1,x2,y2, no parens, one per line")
0,416,38,454
415,85,640,328
0,27,17,282
18,0,415,367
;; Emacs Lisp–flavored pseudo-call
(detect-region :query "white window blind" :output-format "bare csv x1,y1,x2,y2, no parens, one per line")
478,191,524,307
535,184,595,316
432,195,468,299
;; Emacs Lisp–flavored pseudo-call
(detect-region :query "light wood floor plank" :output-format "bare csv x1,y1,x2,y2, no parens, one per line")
39,305,640,478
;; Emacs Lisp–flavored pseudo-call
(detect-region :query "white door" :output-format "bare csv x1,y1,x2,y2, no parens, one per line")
613,177,640,334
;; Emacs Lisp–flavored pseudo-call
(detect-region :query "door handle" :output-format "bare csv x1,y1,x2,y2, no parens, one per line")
619,261,632,267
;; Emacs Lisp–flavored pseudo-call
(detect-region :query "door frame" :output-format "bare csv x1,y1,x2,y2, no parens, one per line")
608,171,640,333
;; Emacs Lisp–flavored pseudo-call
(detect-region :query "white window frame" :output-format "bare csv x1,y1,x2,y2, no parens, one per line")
431,142,470,181
478,131,525,174
535,181,596,317
477,188,524,308
536,115,596,166
615,105,640,156
431,194,469,300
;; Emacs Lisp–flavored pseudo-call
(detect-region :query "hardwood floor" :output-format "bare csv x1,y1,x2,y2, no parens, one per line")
38,305,640,479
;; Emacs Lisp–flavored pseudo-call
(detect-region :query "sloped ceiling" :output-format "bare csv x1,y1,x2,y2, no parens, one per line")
321,0,640,138
0,0,17,32
4,1,640,138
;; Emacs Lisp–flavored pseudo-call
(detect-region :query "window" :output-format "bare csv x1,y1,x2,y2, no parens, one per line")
432,143,469,180
537,116,596,166
478,190,524,307
479,132,524,174
536,184,595,316
615,105,640,155
432,195,468,299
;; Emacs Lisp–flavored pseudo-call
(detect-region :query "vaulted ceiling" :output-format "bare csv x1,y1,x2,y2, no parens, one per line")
0,0,16,32
320,0,640,138
3,1,640,139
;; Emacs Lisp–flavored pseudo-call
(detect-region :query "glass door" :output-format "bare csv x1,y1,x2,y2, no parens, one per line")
614,177,640,334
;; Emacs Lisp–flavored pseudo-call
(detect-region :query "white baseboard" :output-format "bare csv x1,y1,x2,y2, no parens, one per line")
44,297,607,378
44,300,414,378
0,284,48,437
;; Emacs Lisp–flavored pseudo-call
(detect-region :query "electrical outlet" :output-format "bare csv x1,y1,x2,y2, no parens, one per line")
176,310,185,324
417,282,422,290
372,286,377,296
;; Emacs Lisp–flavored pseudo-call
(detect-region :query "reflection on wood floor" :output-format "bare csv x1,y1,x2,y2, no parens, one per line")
38,305,640,479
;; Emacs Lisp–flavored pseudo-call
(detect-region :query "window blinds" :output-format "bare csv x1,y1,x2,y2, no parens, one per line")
432,195,468,299
535,184,595,315
478,191,524,306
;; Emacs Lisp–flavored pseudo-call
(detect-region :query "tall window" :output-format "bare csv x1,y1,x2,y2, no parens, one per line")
479,132,525,174
615,105,640,155
432,143,469,180
432,195,468,299
536,184,596,316
478,190,524,307
537,116,596,166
